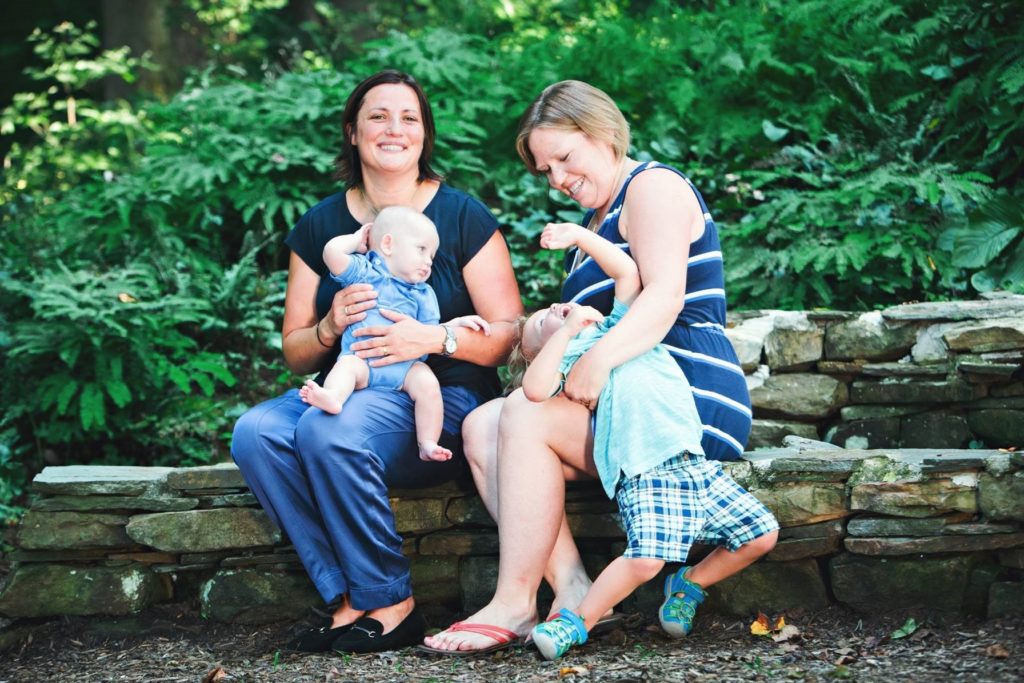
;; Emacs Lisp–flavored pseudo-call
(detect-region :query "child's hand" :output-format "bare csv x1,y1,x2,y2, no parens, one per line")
540,222,585,251
445,315,491,336
564,305,603,335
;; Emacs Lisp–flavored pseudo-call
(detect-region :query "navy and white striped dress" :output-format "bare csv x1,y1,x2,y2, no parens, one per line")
562,161,751,461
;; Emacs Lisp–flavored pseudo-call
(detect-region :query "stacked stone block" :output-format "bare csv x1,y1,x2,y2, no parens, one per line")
729,293,1024,450
2,448,1022,623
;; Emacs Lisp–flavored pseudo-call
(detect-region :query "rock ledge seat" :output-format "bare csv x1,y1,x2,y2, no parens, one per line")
2,444,1022,623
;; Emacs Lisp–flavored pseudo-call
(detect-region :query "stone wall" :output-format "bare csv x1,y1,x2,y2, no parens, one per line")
729,293,1024,450
2,445,1022,623
2,294,1022,624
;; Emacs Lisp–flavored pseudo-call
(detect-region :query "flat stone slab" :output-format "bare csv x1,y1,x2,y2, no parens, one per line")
31,495,198,513
200,569,319,623
0,564,170,617
830,554,974,612
32,466,174,495
845,533,1024,555
850,479,977,518
988,582,1024,618
126,508,281,552
847,517,946,537
165,463,247,490
18,511,132,550
751,482,848,526
882,297,1024,321
704,559,829,615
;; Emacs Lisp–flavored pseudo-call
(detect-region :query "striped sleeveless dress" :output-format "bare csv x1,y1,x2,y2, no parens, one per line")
561,161,751,461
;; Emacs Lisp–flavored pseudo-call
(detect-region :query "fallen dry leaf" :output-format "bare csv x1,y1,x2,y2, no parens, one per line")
201,667,228,683
751,612,772,636
985,644,1010,659
772,624,801,643
751,612,788,637
559,664,590,678
117,292,137,303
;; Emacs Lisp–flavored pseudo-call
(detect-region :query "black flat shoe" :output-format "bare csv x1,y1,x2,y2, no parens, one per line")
284,619,354,653
332,606,426,654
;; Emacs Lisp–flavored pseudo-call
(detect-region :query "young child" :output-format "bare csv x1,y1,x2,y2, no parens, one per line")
299,206,488,463
517,222,779,660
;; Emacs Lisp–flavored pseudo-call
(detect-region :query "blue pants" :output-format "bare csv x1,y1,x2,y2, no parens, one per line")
231,385,481,610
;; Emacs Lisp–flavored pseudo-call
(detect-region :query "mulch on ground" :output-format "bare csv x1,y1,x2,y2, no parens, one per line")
3,604,1022,682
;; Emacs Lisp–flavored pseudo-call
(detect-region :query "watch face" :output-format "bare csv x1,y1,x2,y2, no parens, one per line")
444,338,457,354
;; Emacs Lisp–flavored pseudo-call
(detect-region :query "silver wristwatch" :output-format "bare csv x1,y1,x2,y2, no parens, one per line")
441,325,457,357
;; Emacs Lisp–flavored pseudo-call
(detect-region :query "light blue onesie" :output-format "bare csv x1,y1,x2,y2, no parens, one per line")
330,251,440,390
559,299,706,498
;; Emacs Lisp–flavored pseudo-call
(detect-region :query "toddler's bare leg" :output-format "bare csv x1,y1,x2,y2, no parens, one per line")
299,355,369,414
575,557,664,631
686,530,778,589
403,362,451,462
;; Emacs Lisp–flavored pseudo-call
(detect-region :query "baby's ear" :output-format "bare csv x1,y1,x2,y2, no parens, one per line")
379,232,394,254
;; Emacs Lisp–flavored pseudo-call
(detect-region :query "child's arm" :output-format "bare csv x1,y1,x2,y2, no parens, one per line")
322,224,370,276
522,305,604,402
541,223,641,305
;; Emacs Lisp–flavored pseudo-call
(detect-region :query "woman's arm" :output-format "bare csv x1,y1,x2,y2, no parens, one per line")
561,168,700,402
281,252,377,375
353,231,524,367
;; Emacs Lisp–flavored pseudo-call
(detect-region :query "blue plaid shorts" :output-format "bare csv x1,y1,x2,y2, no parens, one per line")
615,452,779,562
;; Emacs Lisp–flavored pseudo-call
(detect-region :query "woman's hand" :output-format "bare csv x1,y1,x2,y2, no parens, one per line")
561,348,612,412
351,309,441,367
323,283,379,339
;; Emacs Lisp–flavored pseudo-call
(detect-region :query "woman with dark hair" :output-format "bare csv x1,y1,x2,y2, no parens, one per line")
231,70,523,654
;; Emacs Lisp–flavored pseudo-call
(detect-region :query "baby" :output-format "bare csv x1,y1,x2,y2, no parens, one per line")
300,206,486,462
516,222,779,660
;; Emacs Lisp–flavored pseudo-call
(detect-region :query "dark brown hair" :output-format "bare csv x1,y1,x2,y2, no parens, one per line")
333,70,443,187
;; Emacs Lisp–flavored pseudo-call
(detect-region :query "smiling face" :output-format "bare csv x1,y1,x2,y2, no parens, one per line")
527,127,620,211
350,83,425,178
522,302,577,359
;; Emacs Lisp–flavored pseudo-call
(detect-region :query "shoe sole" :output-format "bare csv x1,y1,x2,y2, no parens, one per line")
532,631,562,661
658,572,689,639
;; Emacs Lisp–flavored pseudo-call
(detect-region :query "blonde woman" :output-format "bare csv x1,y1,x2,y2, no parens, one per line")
424,81,774,655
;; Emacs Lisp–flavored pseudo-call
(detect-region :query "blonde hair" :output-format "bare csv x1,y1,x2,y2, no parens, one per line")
369,205,437,250
515,80,630,174
503,315,530,394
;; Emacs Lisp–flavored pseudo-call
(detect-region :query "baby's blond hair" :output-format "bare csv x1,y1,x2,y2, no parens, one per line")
369,206,437,250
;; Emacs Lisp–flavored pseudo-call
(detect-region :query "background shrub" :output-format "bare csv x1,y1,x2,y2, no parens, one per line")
0,0,1021,521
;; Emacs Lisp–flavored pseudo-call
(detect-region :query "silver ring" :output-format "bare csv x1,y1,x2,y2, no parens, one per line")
344,305,351,316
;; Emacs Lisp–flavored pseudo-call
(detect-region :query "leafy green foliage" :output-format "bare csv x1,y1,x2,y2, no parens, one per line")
0,1,1021,515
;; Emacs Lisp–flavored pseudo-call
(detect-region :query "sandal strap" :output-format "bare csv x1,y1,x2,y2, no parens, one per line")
448,621,519,644
555,608,589,645
678,579,706,604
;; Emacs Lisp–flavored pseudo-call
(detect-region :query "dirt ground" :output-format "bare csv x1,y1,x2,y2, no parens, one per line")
2,603,1022,682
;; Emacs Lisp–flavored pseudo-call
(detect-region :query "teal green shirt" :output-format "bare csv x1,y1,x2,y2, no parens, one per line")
559,300,706,498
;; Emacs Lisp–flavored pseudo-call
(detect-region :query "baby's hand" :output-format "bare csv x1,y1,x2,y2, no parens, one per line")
564,305,603,335
445,315,491,336
540,222,585,251
354,223,371,254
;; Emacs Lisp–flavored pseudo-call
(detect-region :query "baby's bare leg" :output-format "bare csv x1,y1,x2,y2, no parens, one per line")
298,355,369,414
403,362,451,462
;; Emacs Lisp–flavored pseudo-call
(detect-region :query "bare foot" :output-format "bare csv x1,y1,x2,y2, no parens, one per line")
299,379,342,414
418,440,452,462
422,601,536,652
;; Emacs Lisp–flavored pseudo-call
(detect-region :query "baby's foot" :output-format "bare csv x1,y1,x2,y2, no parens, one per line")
418,441,452,462
299,380,342,414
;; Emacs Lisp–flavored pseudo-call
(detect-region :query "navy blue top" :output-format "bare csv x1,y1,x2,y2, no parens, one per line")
285,184,502,399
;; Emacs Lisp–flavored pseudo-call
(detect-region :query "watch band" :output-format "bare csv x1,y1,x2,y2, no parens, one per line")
441,325,457,357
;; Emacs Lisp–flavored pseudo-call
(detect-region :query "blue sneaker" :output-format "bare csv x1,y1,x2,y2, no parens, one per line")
530,608,588,660
659,568,706,638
